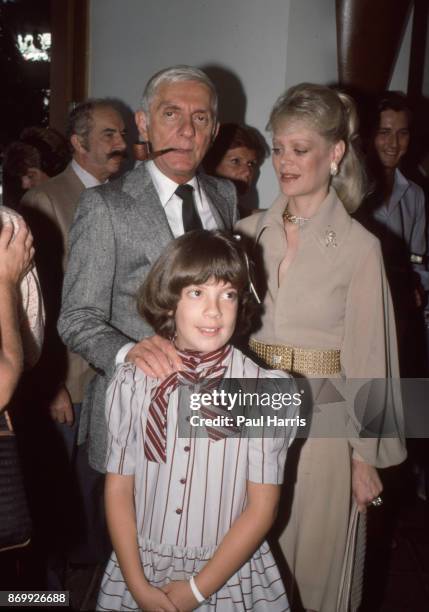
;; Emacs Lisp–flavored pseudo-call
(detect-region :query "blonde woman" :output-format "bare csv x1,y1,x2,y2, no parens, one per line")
236,84,406,612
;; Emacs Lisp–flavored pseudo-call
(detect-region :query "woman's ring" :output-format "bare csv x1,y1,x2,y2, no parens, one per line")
370,495,383,507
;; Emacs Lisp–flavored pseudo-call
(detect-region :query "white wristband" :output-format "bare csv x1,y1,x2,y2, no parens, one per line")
189,576,205,603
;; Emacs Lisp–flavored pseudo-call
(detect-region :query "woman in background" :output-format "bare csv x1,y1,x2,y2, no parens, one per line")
204,122,267,216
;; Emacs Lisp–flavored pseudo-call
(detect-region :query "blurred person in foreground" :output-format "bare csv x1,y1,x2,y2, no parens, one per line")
0,214,37,409
0,207,43,386
0,207,43,587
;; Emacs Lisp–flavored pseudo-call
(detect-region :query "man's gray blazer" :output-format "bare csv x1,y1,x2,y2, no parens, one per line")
58,162,237,471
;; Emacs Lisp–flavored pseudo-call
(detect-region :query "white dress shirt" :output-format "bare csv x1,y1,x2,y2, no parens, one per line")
71,159,102,189
116,161,218,364
147,160,217,237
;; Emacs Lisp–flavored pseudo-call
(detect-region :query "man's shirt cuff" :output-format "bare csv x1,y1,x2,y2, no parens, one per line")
115,342,136,365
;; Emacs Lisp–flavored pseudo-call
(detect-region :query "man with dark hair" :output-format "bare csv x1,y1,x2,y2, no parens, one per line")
22,100,126,429
4,126,70,192
58,66,237,473
66,100,127,182
357,90,427,376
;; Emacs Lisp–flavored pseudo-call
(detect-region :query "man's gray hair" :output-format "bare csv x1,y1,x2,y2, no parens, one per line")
141,65,218,118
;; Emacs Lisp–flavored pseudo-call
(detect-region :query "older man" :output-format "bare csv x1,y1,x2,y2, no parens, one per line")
58,66,237,472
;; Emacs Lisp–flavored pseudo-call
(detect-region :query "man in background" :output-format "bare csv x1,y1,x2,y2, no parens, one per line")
2,126,70,208
23,99,127,432
21,99,126,585
357,91,427,376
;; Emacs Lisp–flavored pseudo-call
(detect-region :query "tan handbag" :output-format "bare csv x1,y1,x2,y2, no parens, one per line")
336,502,367,612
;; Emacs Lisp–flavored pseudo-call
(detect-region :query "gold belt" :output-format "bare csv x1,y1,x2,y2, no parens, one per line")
249,338,341,376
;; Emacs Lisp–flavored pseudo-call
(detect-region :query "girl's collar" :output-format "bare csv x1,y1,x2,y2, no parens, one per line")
175,343,232,368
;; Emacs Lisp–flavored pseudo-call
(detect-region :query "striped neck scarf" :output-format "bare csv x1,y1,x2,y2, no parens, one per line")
144,344,233,463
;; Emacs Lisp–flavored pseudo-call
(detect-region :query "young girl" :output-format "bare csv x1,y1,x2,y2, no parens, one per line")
97,230,296,611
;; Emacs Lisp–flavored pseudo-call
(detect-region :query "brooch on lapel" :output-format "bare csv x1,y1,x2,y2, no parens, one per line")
325,228,338,248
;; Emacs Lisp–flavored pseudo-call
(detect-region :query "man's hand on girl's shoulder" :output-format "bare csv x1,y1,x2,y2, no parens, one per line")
126,334,183,379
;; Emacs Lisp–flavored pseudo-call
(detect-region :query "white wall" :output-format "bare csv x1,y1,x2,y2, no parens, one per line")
89,0,414,207
89,0,291,206
389,6,412,92
284,0,338,90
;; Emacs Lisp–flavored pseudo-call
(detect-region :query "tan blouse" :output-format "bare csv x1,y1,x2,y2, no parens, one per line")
236,189,406,467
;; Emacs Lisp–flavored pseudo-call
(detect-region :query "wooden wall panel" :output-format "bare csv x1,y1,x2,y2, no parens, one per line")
49,0,89,133
336,0,413,93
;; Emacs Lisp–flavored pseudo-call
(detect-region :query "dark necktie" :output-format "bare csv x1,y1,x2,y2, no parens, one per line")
175,184,203,232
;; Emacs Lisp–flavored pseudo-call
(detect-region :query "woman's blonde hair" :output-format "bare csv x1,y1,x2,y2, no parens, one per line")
267,83,366,212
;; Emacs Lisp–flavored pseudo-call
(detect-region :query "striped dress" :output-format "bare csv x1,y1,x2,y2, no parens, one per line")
97,346,295,611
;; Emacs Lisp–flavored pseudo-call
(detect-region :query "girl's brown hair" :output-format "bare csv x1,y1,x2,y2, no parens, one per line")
138,230,258,339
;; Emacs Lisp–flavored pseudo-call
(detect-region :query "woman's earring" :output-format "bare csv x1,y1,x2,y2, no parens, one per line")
330,161,338,176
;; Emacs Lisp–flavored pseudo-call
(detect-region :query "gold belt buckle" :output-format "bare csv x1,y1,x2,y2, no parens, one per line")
272,354,282,367
250,338,340,375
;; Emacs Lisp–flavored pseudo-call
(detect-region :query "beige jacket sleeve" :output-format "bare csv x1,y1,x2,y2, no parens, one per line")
22,188,56,218
342,240,406,467
21,182,94,403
